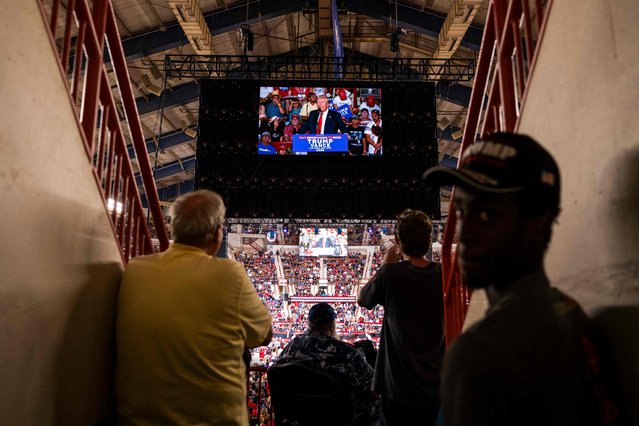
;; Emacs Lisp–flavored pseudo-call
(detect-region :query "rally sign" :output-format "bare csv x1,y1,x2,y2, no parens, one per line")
336,104,353,119
292,134,349,153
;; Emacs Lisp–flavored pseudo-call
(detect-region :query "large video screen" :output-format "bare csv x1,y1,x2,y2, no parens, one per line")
197,79,440,219
258,87,382,156
299,227,348,257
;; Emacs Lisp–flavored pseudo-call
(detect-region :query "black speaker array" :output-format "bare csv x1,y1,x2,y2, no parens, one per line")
196,80,440,220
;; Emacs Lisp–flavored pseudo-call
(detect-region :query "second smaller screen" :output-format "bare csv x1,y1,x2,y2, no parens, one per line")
299,228,348,256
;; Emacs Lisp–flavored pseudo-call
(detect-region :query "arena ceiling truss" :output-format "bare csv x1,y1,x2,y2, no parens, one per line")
58,0,495,213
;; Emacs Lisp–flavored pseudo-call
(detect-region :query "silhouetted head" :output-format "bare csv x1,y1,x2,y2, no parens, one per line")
423,132,561,289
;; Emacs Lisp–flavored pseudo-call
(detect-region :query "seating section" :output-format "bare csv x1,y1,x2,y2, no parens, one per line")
237,238,444,424
235,249,387,358
280,251,320,296
326,253,367,296
236,251,278,294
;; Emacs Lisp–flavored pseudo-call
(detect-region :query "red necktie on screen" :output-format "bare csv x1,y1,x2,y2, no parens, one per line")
316,112,323,134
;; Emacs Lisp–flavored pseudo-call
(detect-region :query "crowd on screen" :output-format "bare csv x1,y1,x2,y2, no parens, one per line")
257,87,384,156
258,87,382,127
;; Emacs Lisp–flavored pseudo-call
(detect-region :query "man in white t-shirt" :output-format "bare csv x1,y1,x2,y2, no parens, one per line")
332,88,353,109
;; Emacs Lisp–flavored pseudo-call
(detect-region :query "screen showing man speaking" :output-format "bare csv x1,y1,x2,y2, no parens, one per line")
299,228,348,256
257,86,382,156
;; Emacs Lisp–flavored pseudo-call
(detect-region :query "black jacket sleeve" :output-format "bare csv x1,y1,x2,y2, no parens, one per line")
298,110,318,134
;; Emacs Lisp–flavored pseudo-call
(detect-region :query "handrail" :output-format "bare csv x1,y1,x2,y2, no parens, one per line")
37,0,169,261
442,0,554,345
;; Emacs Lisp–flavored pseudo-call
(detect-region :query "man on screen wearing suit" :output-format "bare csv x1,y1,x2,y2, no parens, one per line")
299,94,348,135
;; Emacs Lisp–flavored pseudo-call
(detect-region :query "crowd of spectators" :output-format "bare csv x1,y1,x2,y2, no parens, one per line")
286,302,380,343
369,248,385,276
215,244,412,414
236,250,278,293
359,305,385,324
236,248,388,422
247,370,273,426
431,247,442,263
326,253,366,296
280,251,320,296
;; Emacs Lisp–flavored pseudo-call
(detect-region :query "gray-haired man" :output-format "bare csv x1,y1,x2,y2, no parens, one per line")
116,190,272,426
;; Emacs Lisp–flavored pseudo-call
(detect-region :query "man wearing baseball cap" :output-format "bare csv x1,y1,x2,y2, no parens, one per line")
356,94,381,116
275,303,378,424
423,132,615,425
257,131,276,155
283,114,302,143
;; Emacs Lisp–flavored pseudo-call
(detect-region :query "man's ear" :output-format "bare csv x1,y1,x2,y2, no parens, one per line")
204,225,224,256
213,224,224,244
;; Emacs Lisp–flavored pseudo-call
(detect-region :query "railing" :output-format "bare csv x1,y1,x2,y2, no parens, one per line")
442,0,554,345
37,0,169,261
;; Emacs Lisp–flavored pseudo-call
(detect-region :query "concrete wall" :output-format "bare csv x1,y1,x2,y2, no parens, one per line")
463,0,639,329
511,3,639,417
0,1,124,424
517,0,639,311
